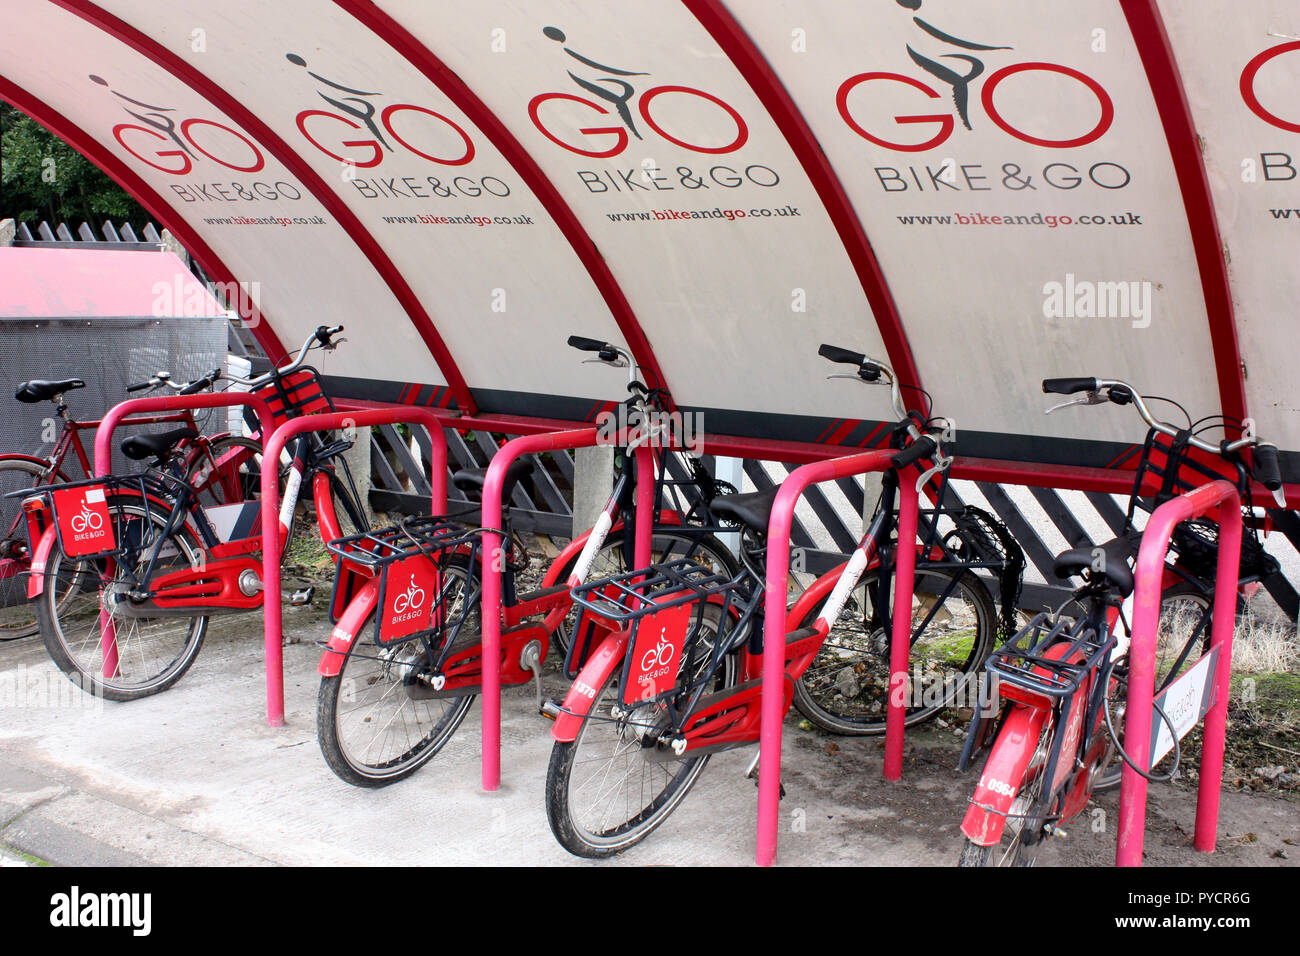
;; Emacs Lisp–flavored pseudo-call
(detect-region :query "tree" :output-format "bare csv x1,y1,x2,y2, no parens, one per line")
1,102,151,230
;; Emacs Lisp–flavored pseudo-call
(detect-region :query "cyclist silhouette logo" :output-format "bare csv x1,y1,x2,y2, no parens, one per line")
90,74,265,174
894,0,1011,131
393,572,426,615
542,26,648,141
641,635,675,672
286,53,391,153
89,75,196,162
70,501,103,534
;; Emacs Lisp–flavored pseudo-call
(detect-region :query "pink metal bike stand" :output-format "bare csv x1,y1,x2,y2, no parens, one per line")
1116,479,1242,867
479,428,656,791
758,450,921,867
260,408,449,727
93,392,280,680
92,392,279,479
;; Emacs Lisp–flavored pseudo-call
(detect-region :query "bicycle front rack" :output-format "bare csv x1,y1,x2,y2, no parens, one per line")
567,557,746,708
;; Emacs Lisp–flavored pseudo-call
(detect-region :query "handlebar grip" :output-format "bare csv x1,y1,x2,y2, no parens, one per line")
126,380,153,393
1042,377,1098,395
819,344,866,366
567,335,609,353
178,368,221,396
315,325,343,346
891,435,937,470
1253,443,1283,492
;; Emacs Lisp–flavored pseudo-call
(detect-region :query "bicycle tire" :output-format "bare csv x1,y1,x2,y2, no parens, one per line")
545,603,737,858
317,554,475,786
37,494,208,701
792,565,997,735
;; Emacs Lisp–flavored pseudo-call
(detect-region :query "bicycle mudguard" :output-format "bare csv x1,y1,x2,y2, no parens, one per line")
318,576,382,677
551,631,631,742
960,703,1049,846
25,524,58,599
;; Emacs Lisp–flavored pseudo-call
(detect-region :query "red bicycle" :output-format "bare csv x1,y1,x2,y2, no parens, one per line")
542,345,1023,857
12,327,366,700
0,369,262,639
956,376,1283,866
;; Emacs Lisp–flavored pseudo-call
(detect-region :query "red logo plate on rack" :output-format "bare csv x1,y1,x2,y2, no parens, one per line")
625,599,693,703
52,485,115,556
379,554,442,644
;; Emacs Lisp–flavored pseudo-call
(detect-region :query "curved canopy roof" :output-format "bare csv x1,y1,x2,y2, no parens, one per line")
1,0,1296,485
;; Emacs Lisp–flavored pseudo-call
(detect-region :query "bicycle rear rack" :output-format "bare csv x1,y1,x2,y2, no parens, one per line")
567,557,746,708
984,611,1113,706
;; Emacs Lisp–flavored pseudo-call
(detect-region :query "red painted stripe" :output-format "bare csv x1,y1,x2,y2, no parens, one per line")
827,418,858,446
814,419,840,444
0,75,288,362
53,0,477,414
858,422,888,448
685,0,926,414
333,0,674,407
1121,0,1248,425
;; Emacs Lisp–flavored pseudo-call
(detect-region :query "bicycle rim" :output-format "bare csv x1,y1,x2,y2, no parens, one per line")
40,498,208,698
794,567,996,734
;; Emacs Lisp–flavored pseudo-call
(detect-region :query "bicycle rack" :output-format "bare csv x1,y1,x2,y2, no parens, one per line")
479,428,655,791
1117,478,1242,867
261,407,450,726
92,392,279,479
758,449,921,867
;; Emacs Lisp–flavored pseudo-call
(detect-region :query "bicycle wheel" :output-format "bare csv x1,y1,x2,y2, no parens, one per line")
792,565,997,735
186,435,265,507
546,603,738,858
0,458,55,639
959,719,1051,867
37,495,209,701
317,556,475,786
548,528,737,653
1093,582,1212,792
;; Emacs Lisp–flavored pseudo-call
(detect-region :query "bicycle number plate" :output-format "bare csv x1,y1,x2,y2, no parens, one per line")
51,485,115,556
377,553,442,645
622,598,693,707
1149,647,1219,768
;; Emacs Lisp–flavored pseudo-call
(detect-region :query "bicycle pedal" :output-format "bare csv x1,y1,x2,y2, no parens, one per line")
288,586,315,606
744,753,786,798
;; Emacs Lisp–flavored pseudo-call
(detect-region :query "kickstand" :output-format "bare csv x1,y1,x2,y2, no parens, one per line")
519,639,545,713
744,750,786,799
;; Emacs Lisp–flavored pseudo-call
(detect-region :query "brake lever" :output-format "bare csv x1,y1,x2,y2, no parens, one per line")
582,356,628,369
914,450,953,494
1045,389,1109,415
826,372,883,384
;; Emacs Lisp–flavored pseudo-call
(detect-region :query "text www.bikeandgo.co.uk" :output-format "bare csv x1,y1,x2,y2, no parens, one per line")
606,204,801,223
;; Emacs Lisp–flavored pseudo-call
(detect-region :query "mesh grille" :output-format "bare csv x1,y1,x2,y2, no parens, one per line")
0,316,228,475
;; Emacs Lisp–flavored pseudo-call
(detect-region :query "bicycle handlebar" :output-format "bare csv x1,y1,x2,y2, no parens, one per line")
1043,375,1285,500
224,325,345,389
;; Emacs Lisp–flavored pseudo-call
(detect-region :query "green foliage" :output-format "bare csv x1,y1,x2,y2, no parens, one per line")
1,102,150,229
